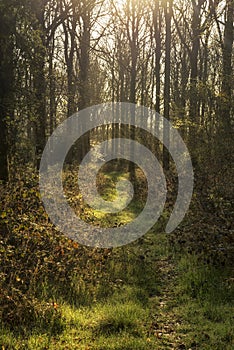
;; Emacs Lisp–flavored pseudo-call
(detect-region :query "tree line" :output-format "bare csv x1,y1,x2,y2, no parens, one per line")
0,0,233,190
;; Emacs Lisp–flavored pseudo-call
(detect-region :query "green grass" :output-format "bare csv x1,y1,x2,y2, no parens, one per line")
0,230,164,349
79,168,146,227
168,254,234,349
1,167,233,349
1,231,233,349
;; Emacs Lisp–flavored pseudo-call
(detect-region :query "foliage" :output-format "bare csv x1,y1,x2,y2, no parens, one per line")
0,170,114,331
0,166,233,349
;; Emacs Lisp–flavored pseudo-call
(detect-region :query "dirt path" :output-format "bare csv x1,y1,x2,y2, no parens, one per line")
148,257,188,350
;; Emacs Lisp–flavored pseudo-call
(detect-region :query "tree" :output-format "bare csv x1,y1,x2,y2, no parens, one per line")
163,0,172,171
188,0,205,144
153,0,162,115
30,0,48,169
0,1,15,182
220,0,233,133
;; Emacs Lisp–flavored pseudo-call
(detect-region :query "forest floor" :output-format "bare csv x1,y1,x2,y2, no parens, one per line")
0,166,233,349
1,231,233,350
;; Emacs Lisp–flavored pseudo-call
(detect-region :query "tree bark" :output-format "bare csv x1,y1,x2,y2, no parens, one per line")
188,0,204,144
31,0,47,170
78,3,92,160
154,0,162,115
220,0,233,133
0,5,15,182
163,0,172,171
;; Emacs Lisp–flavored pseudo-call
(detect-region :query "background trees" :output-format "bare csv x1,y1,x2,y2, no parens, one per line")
0,0,232,196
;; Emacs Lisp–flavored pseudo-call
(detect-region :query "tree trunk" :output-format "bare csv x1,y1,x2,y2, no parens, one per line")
0,6,15,182
154,0,162,115
220,0,233,133
32,1,47,170
153,0,162,158
127,0,138,182
163,0,172,171
189,0,203,145
78,5,91,161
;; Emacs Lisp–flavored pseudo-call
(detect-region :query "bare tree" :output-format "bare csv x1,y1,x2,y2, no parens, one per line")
163,0,172,171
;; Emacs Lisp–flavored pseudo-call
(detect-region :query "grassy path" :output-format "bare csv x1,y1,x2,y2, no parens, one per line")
1,231,233,349
1,168,233,349
2,230,233,349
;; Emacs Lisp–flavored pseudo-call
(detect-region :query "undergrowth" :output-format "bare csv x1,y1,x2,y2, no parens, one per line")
0,165,233,349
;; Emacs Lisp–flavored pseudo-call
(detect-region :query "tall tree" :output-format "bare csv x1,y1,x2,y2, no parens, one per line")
77,0,93,160
153,0,162,115
220,0,233,133
163,0,172,171
62,0,78,118
31,0,47,169
188,0,205,144
0,1,15,182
